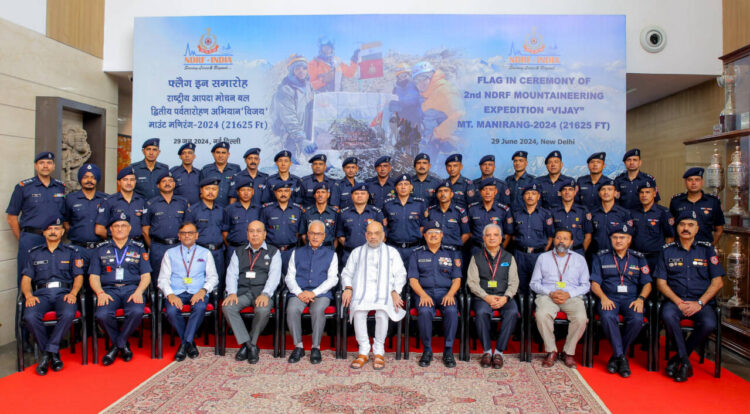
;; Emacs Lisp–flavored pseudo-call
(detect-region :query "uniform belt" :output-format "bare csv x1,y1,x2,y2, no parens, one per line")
22,227,44,235
198,242,223,251
274,243,296,251
151,236,179,245
387,241,421,249
520,246,546,253
34,281,72,291
103,283,136,288
72,240,99,249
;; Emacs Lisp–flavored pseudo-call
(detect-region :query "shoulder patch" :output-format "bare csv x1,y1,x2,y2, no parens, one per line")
456,206,466,213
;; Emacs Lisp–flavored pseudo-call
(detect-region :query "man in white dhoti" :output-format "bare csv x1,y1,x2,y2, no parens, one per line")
341,221,406,370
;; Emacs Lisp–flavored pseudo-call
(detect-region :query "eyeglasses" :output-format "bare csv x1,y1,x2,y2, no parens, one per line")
178,231,197,236
308,232,325,237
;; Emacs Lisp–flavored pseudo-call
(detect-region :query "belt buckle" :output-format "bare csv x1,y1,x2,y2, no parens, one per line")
47,281,61,289
527,247,534,253
401,242,407,248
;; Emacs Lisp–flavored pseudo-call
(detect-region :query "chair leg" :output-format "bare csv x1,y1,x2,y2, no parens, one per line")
70,324,76,354
404,319,410,360
92,321,99,364
157,312,163,359
699,341,705,364
16,320,24,372
82,318,88,366
213,312,220,356
396,320,402,360
715,322,722,378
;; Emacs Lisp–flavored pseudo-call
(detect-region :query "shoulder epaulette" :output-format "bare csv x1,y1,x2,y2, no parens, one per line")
468,201,480,208
28,244,46,253
456,206,466,213
371,206,382,213
413,197,425,203
414,245,426,251
96,240,110,248
340,206,351,213
130,239,145,248
630,249,645,258
262,202,275,208
498,202,510,210
696,241,713,247
19,178,35,186
671,192,687,199
662,242,676,249
596,249,610,256
54,178,65,186
442,245,457,251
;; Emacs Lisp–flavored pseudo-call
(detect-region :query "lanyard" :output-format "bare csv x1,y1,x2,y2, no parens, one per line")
114,246,129,269
613,252,630,286
247,248,262,271
180,246,198,277
551,253,571,282
483,249,503,281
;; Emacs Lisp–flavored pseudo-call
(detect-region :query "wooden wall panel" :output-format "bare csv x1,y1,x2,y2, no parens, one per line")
46,0,104,58
724,0,750,54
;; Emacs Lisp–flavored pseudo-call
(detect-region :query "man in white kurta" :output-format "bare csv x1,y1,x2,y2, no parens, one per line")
341,221,406,369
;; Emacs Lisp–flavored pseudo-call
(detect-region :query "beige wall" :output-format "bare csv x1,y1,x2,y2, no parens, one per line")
0,18,118,345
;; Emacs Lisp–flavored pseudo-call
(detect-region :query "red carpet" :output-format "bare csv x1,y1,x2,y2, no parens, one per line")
1,330,748,413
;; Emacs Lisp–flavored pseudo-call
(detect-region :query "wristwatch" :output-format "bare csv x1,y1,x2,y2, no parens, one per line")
697,299,704,307
637,295,646,301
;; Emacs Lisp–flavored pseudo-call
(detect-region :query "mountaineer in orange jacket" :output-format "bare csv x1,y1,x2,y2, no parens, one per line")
412,61,465,155
308,36,359,92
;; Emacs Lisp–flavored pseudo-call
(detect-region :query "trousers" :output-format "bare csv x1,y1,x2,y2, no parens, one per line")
223,291,273,345
535,294,588,355
286,296,330,348
353,309,389,356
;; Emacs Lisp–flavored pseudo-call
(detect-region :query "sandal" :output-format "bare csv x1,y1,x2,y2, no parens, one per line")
351,354,369,369
373,354,386,370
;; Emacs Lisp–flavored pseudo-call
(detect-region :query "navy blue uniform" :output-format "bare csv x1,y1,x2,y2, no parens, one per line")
261,173,303,205
505,172,536,213
299,174,341,208
231,169,268,206
474,176,511,206
631,204,675,270
511,206,554,294
223,201,262,247
143,195,188,280
170,165,201,206
185,201,228,281
535,174,575,210
656,241,723,358
63,190,108,270
366,176,396,209
408,245,462,352
336,178,359,211
90,239,151,349
614,171,659,210
383,197,426,262
301,205,339,247
467,201,513,246
423,203,470,248
551,204,593,255
669,192,724,244
260,202,303,273
576,175,606,211
199,162,241,207
95,192,146,239
411,175,441,206
445,176,476,210
6,176,66,284
590,204,633,253
336,205,385,263
591,249,652,356
130,160,169,202
21,244,84,353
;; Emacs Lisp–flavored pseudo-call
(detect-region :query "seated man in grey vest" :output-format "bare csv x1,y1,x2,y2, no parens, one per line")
284,220,339,364
466,224,519,369
223,220,282,364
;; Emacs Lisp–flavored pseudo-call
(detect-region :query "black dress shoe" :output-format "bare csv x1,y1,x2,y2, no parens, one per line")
247,344,260,364
102,346,119,366
607,354,620,374
674,360,694,383
665,355,680,377
288,347,305,363
36,353,50,376
120,343,133,362
50,352,64,372
618,355,631,378
174,343,188,362
187,342,199,359
310,348,322,364
235,344,249,361
442,351,456,368
418,351,433,367
480,353,492,368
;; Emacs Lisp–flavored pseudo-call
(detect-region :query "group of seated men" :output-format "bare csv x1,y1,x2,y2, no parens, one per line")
9,140,725,383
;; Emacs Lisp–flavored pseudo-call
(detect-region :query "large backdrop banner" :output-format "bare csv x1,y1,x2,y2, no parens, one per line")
133,14,625,179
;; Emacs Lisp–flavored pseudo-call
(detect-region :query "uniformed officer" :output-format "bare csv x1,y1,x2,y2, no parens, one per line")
229,148,268,207
185,178,228,286
511,183,554,294
475,155,511,206
505,151,536,213
301,182,339,248
614,148,660,210
130,138,169,201
444,153,476,210
170,142,201,206
669,167,724,245
423,181,471,249
552,178,593,256
262,150,303,204
656,210,724,383
223,175,262,254
299,154,340,208
199,142,241,207
366,155,397,209
142,171,188,281
535,150,575,210
20,217,84,375
260,182,304,274
408,220,462,367
576,152,607,210
336,157,360,211
631,178,675,271
590,178,633,254
95,167,146,241
6,151,66,286
411,153,441,205
590,223,652,378
383,174,426,263
89,213,152,365
467,178,513,251
63,163,107,271
336,182,385,264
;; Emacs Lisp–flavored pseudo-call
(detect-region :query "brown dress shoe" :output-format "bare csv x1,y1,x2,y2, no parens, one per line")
560,352,577,368
542,352,558,367
480,353,492,368
492,353,504,369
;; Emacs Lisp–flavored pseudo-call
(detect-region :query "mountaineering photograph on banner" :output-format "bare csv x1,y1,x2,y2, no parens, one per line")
133,14,625,179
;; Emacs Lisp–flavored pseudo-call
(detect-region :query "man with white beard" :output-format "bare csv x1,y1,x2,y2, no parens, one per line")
341,221,407,370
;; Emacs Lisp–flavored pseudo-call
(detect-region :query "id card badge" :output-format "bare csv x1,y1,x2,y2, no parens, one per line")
115,267,125,281
245,271,256,279
487,280,498,288
184,277,193,285
617,285,628,293
556,281,566,289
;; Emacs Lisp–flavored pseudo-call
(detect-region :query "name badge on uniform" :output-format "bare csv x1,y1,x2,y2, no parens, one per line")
245,271,256,279
488,281,497,288
184,277,193,285
617,285,628,293
556,281,566,289
116,267,125,281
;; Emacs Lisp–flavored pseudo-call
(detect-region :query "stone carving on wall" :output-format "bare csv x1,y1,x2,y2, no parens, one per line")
61,126,91,192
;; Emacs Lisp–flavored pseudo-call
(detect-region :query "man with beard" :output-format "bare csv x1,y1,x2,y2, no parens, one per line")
199,142,241,207
63,163,107,271
366,156,397,209
229,148,268,207
95,167,146,241
410,153,441,205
